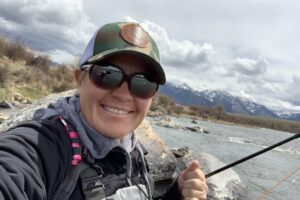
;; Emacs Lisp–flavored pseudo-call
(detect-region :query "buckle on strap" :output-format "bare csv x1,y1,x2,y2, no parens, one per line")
81,174,105,191
80,162,106,200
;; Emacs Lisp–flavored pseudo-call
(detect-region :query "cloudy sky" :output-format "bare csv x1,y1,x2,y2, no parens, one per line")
1,0,300,113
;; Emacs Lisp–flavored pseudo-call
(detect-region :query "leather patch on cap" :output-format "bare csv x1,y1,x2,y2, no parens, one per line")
120,23,149,48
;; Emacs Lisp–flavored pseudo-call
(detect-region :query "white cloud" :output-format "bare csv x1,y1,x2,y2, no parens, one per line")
140,20,215,69
284,76,300,106
0,0,96,55
124,17,300,112
230,57,268,76
48,49,76,64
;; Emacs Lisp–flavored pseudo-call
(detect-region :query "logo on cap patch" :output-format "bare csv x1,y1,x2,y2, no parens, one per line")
120,23,149,48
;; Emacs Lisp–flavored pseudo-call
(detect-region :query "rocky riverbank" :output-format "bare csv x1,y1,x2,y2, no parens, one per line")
0,90,247,199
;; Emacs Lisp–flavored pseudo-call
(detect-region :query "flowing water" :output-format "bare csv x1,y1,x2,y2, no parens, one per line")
148,116,300,200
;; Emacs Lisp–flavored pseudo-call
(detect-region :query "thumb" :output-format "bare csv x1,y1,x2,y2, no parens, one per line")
181,160,200,179
178,160,201,191
187,160,201,172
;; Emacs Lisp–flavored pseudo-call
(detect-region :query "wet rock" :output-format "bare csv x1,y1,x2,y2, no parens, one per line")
171,146,189,158
186,126,204,133
185,126,210,134
191,119,198,124
204,129,210,134
156,117,180,129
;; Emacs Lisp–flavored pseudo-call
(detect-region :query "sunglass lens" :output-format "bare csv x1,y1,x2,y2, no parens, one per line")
131,75,158,98
90,66,122,89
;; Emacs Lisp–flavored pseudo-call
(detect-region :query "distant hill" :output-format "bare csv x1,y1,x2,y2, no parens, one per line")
158,82,300,121
276,112,300,121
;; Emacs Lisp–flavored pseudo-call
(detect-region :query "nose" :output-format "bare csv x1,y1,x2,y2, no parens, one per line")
111,81,133,101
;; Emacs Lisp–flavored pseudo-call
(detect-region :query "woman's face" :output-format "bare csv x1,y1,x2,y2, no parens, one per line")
76,54,155,139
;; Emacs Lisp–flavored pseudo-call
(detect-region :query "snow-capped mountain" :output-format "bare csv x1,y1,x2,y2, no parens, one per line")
158,82,279,119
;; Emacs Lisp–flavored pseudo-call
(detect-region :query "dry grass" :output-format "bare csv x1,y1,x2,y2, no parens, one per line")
0,35,76,101
0,64,10,87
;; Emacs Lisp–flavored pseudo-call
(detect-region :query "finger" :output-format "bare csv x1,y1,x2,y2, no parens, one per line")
182,188,207,199
183,179,208,192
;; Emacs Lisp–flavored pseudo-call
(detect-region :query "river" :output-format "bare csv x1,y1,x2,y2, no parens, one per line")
148,116,300,200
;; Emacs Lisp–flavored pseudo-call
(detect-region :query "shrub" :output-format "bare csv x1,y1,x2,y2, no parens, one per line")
158,94,170,108
0,37,5,56
0,64,10,87
26,54,51,70
172,105,184,115
50,65,76,93
11,68,32,84
4,40,28,61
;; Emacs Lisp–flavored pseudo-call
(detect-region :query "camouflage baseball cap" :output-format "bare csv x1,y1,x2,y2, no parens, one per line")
80,22,166,84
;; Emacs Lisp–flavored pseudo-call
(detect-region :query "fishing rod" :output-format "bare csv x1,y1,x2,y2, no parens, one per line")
205,132,300,178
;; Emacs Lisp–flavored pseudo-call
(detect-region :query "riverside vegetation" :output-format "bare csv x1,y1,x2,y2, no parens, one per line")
1,36,299,133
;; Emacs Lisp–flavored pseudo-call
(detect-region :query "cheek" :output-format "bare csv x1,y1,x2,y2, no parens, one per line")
136,99,152,114
79,79,103,106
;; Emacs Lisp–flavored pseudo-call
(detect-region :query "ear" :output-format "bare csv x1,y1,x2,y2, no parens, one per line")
74,69,81,87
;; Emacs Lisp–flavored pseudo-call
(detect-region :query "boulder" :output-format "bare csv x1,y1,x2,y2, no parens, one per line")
136,120,177,181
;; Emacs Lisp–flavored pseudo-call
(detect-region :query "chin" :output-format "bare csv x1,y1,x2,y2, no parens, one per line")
100,128,130,139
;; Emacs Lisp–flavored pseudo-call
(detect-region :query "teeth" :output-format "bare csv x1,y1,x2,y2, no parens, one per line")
103,106,130,115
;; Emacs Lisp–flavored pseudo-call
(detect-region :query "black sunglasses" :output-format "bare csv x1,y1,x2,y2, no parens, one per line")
81,63,159,99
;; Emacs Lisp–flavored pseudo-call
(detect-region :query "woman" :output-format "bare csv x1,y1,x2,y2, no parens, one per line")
0,22,207,200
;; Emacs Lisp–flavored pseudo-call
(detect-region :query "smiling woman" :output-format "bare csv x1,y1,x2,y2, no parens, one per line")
0,21,208,200
76,54,157,139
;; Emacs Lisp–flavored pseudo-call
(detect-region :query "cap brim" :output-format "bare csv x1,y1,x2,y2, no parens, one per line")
86,49,166,84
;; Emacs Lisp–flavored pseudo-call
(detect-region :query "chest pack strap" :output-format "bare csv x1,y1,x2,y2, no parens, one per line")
80,161,106,200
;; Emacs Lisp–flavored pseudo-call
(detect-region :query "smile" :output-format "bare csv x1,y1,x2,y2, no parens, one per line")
103,105,131,115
